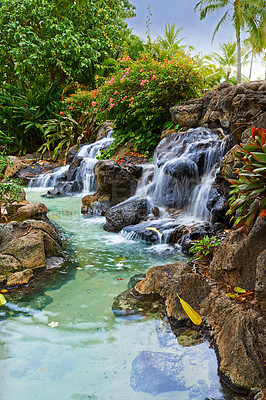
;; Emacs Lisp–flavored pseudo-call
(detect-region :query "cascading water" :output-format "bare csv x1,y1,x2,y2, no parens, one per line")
29,132,114,194
75,134,114,193
120,127,230,243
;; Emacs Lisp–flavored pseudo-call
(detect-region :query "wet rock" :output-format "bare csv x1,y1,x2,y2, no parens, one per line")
206,186,229,224
210,218,266,291
95,121,113,141
104,198,149,233
164,158,198,180
6,269,34,288
221,145,243,181
127,273,145,289
47,181,81,196
112,288,161,317
130,350,189,395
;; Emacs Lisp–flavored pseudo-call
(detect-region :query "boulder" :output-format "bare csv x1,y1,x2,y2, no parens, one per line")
220,145,243,181
95,121,113,141
0,219,64,286
104,198,149,232
210,218,266,291
255,249,266,310
12,202,48,221
4,156,23,178
170,98,203,129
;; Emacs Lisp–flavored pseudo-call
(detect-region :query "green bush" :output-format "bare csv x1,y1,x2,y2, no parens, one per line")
92,55,205,152
227,126,266,233
189,235,221,262
0,83,62,154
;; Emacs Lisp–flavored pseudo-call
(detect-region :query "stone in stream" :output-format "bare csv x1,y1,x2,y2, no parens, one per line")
130,350,189,395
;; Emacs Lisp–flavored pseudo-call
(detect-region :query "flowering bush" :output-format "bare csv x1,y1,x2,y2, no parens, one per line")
90,55,205,152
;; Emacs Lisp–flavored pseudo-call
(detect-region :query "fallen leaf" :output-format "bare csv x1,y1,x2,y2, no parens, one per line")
76,267,82,270
117,278,124,281
0,293,7,306
22,224,32,236
176,293,202,325
42,368,46,372
0,289,8,293
234,287,247,294
226,292,238,299
52,215,57,218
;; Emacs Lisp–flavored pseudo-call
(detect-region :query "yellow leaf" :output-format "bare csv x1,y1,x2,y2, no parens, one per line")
0,293,7,306
42,368,46,372
226,292,238,299
233,287,246,294
176,293,202,325
145,227,160,235
0,289,8,293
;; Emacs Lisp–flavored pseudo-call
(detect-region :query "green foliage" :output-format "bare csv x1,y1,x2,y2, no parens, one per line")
189,235,221,262
0,0,135,88
0,153,25,220
227,126,266,234
39,111,96,162
0,83,62,154
91,55,205,152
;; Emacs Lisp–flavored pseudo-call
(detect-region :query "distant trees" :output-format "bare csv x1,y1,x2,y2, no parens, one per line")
195,0,265,84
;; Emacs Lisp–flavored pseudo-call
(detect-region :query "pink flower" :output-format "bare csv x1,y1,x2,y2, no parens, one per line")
140,79,148,86
60,111,64,115
92,101,97,107
152,75,157,80
114,90,118,95
110,97,113,103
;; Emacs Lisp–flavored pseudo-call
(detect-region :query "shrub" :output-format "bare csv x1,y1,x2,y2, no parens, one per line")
0,83,62,154
227,126,266,233
92,55,205,152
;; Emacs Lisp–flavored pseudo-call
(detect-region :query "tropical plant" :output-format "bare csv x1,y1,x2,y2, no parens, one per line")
0,0,135,88
194,0,265,84
0,83,62,154
90,55,205,153
227,126,266,234
189,235,221,262
212,41,237,82
39,111,96,162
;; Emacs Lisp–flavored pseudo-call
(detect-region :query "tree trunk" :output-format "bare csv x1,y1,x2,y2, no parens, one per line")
236,34,241,84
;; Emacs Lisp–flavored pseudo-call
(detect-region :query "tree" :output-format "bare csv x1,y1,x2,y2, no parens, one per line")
212,41,237,82
153,23,194,60
0,0,135,88
194,0,265,84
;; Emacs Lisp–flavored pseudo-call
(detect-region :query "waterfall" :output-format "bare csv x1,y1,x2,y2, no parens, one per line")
28,132,114,193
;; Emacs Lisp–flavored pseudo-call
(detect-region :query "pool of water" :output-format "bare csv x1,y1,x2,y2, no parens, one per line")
0,191,236,400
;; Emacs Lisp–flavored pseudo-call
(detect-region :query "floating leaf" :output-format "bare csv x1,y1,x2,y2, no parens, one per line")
233,287,247,294
0,289,8,293
176,293,202,325
0,293,7,306
114,257,126,263
76,267,82,270
226,292,238,299
145,227,160,235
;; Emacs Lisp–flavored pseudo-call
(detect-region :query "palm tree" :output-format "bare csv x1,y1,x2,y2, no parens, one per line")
212,41,237,82
154,23,194,59
194,0,265,84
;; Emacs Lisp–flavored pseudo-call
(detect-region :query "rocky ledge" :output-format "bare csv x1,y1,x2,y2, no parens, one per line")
113,218,266,396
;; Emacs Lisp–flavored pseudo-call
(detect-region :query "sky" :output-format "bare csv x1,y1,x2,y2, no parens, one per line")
126,0,265,80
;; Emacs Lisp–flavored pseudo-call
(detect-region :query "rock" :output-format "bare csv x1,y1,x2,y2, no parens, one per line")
0,220,64,284
6,269,34,288
220,145,243,181
164,158,198,180
112,288,161,317
104,198,150,232
94,160,138,202
4,156,23,178
170,98,203,129
206,186,229,224
133,262,266,392
95,121,113,141
255,249,266,310
13,202,48,221
210,218,266,291
130,350,189,395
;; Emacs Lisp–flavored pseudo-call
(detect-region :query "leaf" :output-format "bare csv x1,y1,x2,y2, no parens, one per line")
251,152,266,163
145,227,160,235
176,293,202,325
234,287,247,294
226,292,238,299
0,293,7,306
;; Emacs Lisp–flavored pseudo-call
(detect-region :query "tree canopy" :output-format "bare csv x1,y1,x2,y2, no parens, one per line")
0,0,135,88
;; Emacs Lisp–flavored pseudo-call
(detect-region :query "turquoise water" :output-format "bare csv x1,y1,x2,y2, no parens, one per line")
0,191,230,400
